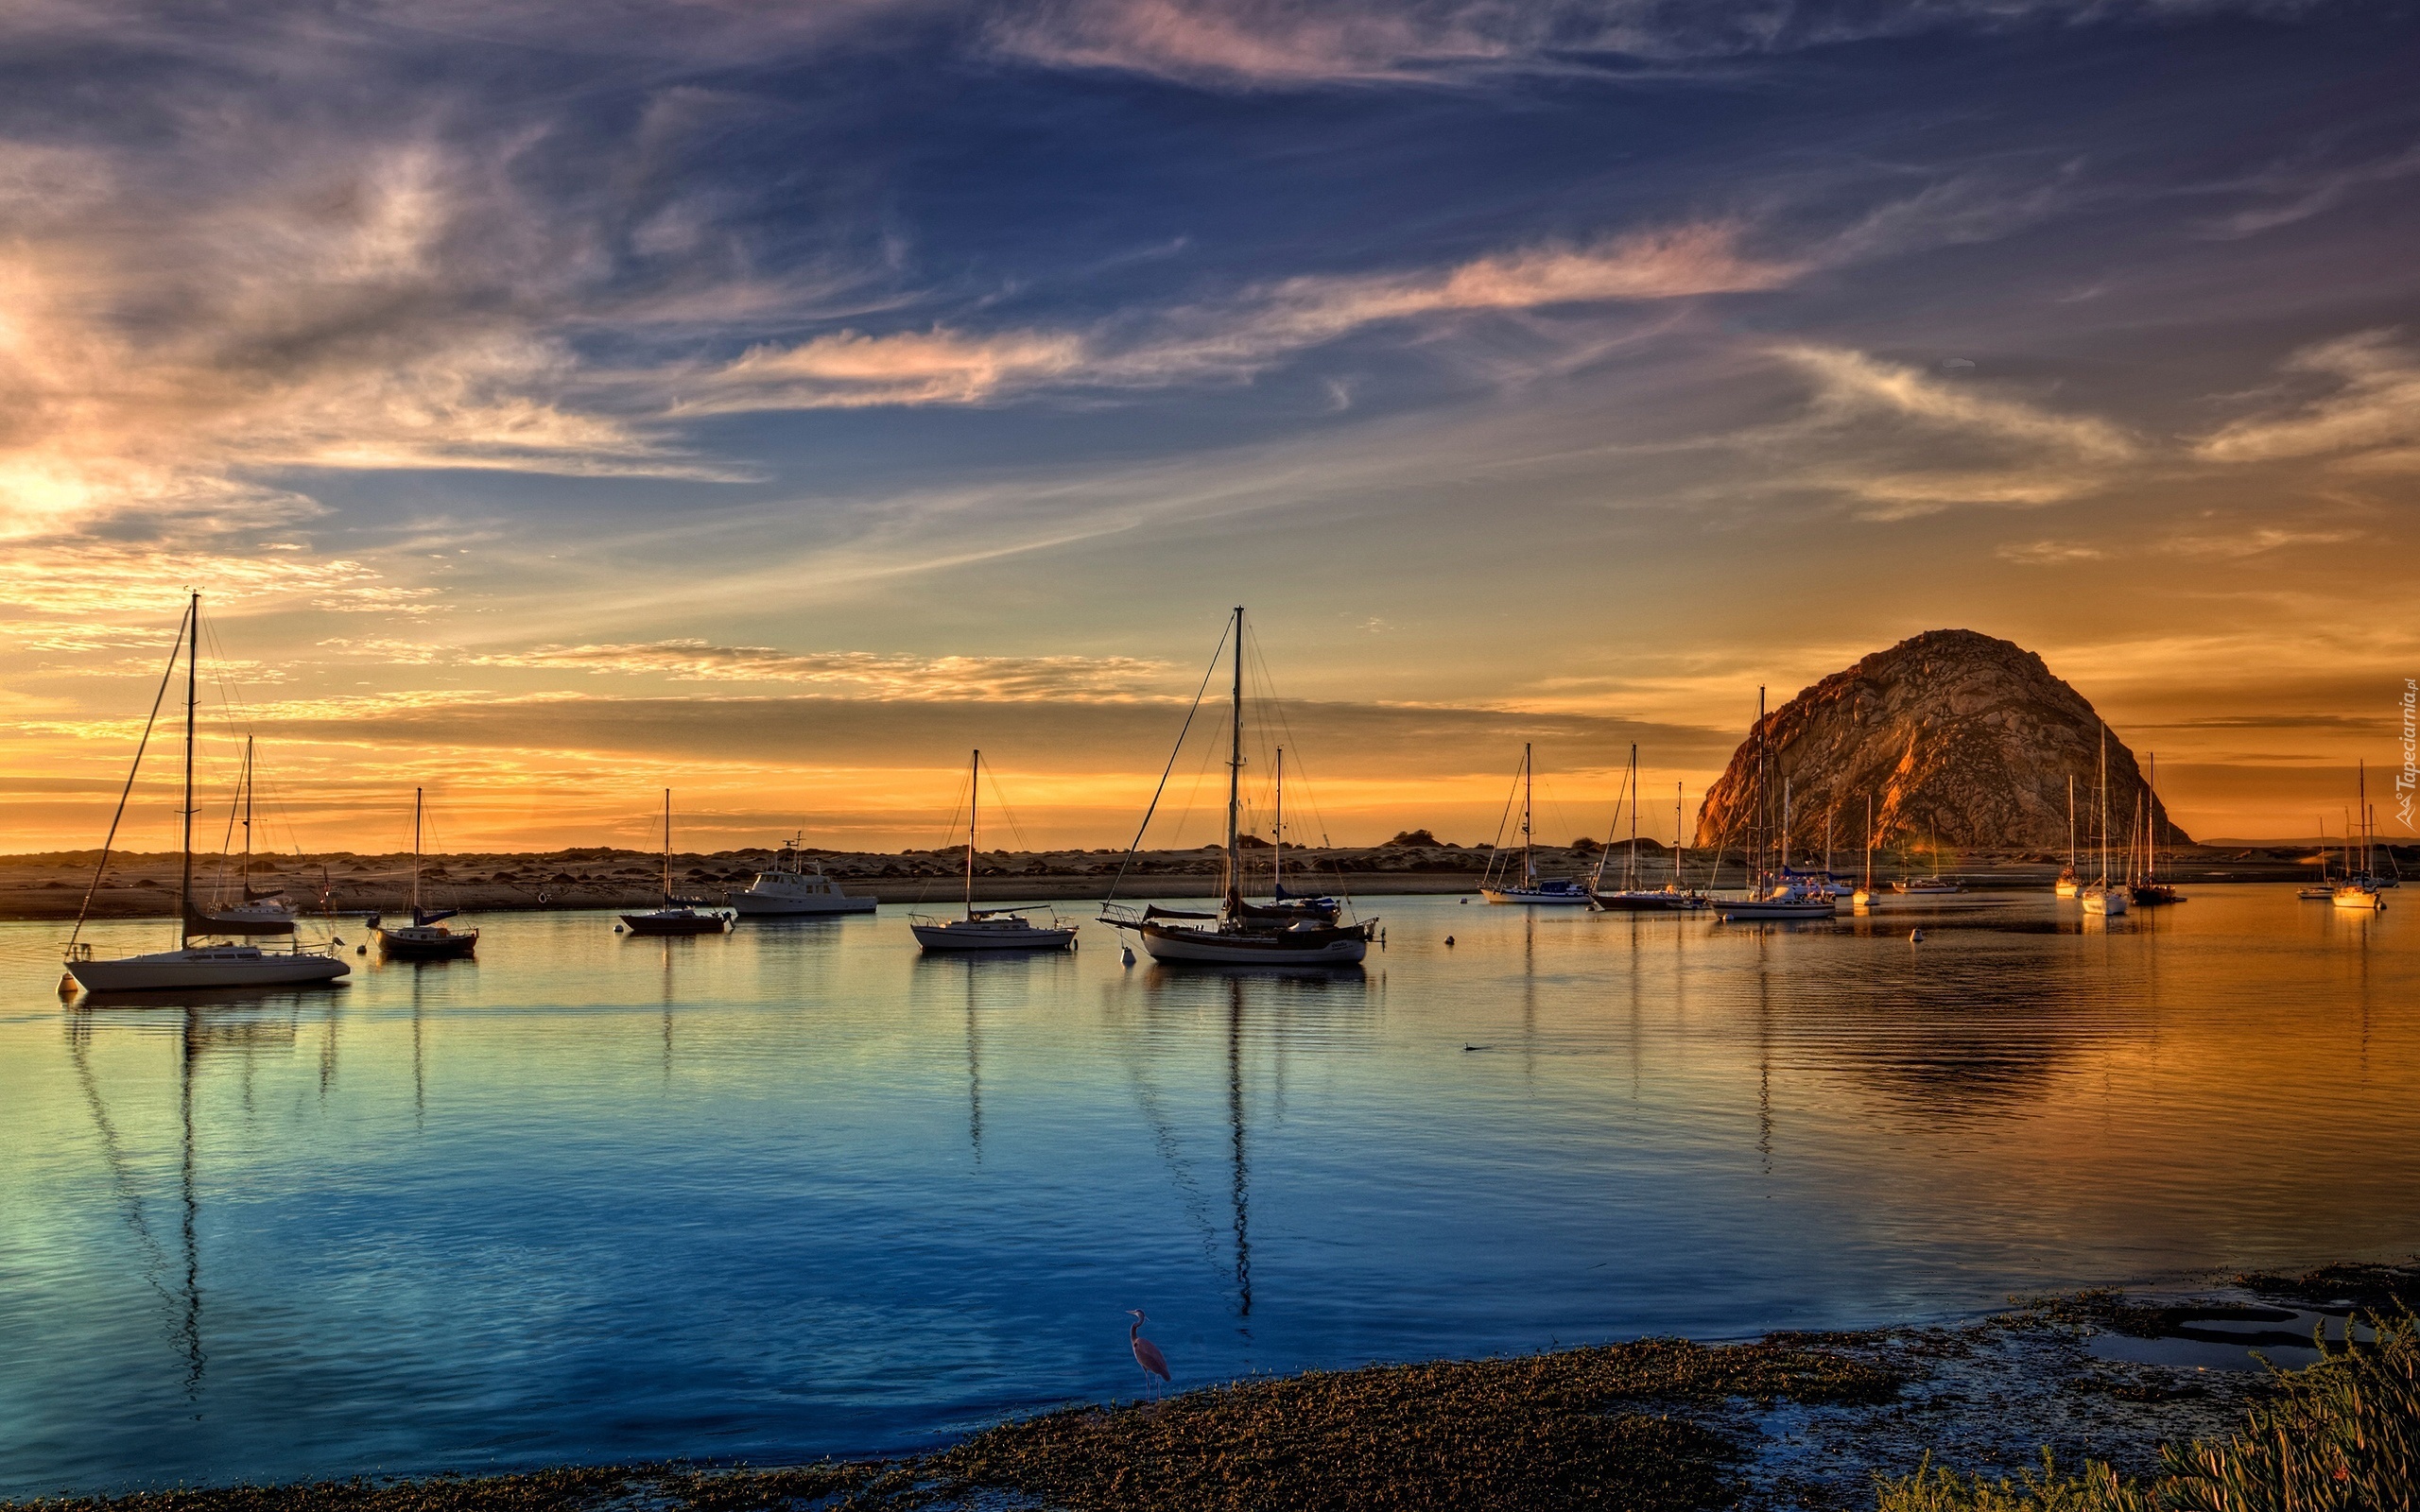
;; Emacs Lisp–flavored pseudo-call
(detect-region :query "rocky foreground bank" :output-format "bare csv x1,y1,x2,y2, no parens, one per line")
8,1263,2411,1512
2,840,2391,921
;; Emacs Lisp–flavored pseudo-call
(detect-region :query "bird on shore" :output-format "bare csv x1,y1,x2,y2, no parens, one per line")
1127,1309,1170,1396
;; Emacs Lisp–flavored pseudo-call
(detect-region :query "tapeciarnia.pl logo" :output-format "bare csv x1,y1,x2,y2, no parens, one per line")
2400,677,2417,833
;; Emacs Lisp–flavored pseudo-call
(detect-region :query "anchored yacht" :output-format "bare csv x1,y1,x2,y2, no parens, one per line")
729,837,877,917
62,593,349,994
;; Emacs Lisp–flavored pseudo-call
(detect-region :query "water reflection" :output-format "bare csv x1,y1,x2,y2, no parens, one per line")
58,1004,299,1399
4,891,2412,1499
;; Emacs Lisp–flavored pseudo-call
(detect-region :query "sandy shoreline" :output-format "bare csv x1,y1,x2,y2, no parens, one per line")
6,1263,2407,1511
0,842,2371,923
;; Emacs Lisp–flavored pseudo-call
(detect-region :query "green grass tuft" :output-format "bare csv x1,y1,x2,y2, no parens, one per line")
1876,1307,2420,1512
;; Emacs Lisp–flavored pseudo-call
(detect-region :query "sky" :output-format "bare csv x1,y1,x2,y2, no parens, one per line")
1,0,2415,856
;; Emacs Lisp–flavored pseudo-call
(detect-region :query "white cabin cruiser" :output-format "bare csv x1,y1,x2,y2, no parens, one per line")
730,838,877,916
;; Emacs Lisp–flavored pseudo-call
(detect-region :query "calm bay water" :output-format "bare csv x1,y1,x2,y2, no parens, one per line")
1,887,2411,1496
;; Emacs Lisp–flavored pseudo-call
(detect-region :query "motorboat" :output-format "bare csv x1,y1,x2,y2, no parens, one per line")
620,790,734,936
909,751,1076,952
61,593,349,995
729,836,877,916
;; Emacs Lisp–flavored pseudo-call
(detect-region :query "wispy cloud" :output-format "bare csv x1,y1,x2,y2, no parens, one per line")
2202,141,2420,239
2193,330,2420,470
983,0,2309,86
1780,346,2136,461
688,222,1794,411
1741,346,2138,518
2159,525,2362,558
0,539,408,614
464,640,1180,700
1995,539,2106,565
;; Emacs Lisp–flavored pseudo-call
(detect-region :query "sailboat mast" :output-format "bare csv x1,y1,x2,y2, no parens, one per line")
2359,760,2370,879
1863,792,1874,890
967,749,979,919
1521,742,1533,884
2147,752,2156,884
1272,746,1283,898
1756,687,1768,887
180,592,198,948
241,736,253,893
1226,607,1243,907
1628,745,1639,891
412,787,424,914
1675,782,1685,890
2097,726,2108,885
661,788,672,907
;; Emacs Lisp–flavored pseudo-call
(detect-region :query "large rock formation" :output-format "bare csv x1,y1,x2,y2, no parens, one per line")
1694,629,2186,854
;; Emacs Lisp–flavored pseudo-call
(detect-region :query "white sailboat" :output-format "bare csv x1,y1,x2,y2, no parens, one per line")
2080,725,2129,916
1481,743,1594,905
62,594,350,993
2056,774,2082,898
620,790,735,935
728,834,877,916
1101,608,1378,965
372,788,479,958
909,750,1077,951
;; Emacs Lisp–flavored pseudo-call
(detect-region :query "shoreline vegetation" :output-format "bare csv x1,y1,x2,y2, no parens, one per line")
8,1263,2412,1512
3,839,2397,923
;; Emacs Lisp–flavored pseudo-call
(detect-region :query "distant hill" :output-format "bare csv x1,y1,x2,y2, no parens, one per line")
1695,629,2185,853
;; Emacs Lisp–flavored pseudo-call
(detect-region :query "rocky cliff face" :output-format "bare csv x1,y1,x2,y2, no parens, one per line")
1694,629,2186,855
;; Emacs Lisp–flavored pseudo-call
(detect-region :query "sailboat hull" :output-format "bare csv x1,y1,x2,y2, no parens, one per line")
1478,886,1594,906
1133,921,1370,965
2332,887,2384,911
621,910,732,935
1717,899,1837,920
376,925,479,958
190,905,297,935
67,946,349,992
1592,890,1703,912
910,919,1076,951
